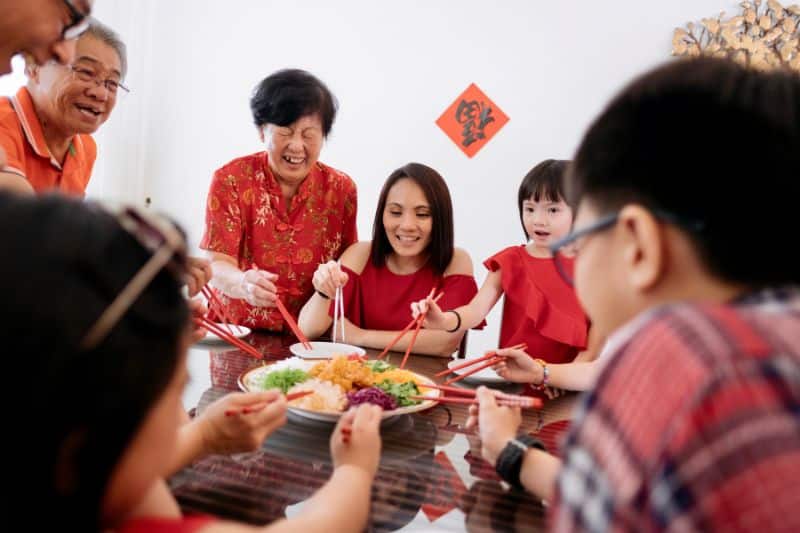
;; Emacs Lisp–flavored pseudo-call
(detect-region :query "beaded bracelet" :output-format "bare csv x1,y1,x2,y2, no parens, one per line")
532,358,549,390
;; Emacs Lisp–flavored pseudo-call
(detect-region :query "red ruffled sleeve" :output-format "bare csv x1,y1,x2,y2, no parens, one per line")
116,515,216,533
484,246,587,349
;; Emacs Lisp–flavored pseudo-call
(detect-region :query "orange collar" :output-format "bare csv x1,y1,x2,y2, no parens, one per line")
10,87,80,170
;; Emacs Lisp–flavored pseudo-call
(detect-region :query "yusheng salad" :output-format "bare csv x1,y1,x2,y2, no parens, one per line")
245,356,431,413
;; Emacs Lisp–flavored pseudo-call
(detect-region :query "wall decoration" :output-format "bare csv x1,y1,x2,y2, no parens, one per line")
436,83,509,158
672,0,800,71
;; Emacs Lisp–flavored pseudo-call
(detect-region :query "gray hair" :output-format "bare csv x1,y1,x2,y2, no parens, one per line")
84,19,127,79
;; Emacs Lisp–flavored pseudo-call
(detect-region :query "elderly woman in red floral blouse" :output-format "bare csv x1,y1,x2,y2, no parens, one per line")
201,69,357,331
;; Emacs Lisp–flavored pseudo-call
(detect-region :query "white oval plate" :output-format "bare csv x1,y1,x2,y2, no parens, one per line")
289,341,366,359
200,324,251,343
238,362,440,422
446,358,506,384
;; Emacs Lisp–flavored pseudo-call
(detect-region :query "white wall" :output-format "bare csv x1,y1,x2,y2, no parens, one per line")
82,0,738,353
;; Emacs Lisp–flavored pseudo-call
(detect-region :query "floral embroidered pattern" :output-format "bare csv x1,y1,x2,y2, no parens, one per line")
201,152,358,331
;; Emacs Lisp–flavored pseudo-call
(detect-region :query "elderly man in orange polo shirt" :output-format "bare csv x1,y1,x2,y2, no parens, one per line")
0,17,124,196
0,0,94,170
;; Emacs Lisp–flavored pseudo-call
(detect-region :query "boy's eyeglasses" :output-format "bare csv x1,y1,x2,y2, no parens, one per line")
80,205,187,350
550,209,704,287
62,0,91,41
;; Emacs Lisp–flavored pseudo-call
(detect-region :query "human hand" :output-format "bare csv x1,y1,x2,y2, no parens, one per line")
185,256,213,297
465,387,521,466
331,404,382,477
240,267,279,307
312,260,348,299
492,348,543,384
410,296,450,330
198,390,287,455
188,297,208,343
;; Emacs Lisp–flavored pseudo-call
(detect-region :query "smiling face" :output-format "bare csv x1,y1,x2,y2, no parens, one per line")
29,33,121,135
262,114,324,188
382,178,434,260
522,195,573,255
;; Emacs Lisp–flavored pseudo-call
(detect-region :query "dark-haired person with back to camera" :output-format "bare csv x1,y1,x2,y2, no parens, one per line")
201,69,357,332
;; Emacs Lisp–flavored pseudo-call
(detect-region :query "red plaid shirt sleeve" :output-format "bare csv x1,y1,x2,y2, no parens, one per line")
551,291,800,532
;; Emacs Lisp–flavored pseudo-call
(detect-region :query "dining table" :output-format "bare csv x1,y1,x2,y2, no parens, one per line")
172,332,581,532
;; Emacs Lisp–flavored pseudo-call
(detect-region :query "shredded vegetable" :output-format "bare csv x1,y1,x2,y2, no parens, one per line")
347,386,397,410
376,379,421,406
260,368,309,393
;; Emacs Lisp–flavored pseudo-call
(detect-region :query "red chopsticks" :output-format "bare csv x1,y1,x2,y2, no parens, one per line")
247,263,312,350
202,285,236,335
224,389,313,416
378,288,443,361
400,289,445,369
435,343,527,378
274,297,313,350
195,317,263,359
410,392,542,409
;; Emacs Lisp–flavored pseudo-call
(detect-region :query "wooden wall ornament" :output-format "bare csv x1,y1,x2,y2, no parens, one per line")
672,0,800,71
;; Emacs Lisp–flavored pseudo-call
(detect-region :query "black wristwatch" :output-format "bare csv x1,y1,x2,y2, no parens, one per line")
494,434,545,490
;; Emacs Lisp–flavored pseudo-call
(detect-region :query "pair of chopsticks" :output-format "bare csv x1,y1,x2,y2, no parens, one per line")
224,389,314,416
195,316,263,359
376,287,444,367
198,284,263,359
437,343,527,386
249,263,313,350
331,261,345,344
411,385,542,409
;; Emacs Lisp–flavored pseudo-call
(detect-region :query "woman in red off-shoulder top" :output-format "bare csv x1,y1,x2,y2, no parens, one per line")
298,163,482,357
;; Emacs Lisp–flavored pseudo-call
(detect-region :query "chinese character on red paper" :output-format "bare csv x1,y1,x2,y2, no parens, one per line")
436,83,509,158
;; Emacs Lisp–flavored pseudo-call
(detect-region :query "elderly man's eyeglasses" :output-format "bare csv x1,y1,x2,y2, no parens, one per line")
549,209,705,287
80,205,187,350
69,64,130,96
62,0,91,40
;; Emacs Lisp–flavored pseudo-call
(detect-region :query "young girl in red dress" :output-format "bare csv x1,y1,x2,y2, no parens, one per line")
412,160,595,388
298,163,481,357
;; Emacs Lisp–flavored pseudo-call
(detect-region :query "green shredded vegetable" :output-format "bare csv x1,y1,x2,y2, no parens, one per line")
260,368,309,393
376,379,421,406
365,360,395,373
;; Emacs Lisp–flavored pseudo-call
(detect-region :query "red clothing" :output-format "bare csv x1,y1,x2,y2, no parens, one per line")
200,152,357,331
484,245,588,364
116,515,215,533
0,87,96,195
335,258,482,331
551,289,800,532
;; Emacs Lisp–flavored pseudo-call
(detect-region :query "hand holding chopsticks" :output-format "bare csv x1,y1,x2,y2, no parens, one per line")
439,343,527,385
253,263,313,350
377,287,443,360
411,389,542,409
199,389,290,456
224,389,313,416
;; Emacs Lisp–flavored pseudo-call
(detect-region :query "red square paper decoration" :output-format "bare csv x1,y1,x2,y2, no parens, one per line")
436,83,509,158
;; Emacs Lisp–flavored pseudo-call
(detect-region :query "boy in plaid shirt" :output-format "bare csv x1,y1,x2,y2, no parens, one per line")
469,58,800,532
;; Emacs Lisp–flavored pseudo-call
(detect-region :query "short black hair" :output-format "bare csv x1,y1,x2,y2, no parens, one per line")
250,69,338,136
517,159,571,239
569,57,800,287
0,193,188,530
371,163,455,276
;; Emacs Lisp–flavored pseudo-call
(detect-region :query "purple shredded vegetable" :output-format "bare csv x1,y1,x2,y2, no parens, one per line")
347,387,398,410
